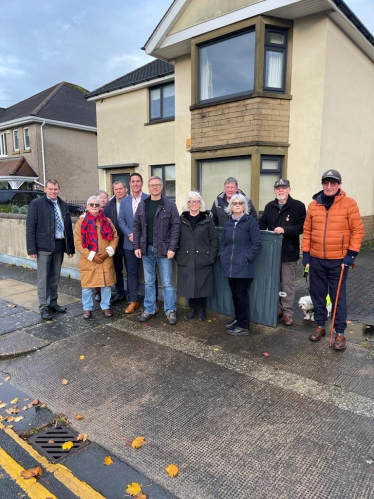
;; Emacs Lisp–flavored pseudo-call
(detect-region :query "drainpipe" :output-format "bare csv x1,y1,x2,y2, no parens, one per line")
40,121,46,186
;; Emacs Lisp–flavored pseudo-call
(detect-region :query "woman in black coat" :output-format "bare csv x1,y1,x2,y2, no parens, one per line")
175,191,219,321
219,194,262,336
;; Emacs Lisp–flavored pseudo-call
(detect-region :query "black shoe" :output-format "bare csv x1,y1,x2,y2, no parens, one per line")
139,311,156,323
225,319,237,329
111,293,126,305
184,308,196,321
198,308,206,321
41,309,53,320
227,326,250,336
48,304,67,313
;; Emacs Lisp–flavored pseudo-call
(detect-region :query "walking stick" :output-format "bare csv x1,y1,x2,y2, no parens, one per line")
329,265,346,348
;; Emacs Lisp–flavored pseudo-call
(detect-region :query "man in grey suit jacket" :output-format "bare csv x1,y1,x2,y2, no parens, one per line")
118,173,150,314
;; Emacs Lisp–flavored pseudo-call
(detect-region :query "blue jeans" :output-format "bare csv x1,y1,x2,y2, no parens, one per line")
142,245,175,315
82,286,111,311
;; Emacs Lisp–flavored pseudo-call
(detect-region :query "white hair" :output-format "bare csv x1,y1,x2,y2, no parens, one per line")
184,191,206,212
87,195,100,206
225,194,249,215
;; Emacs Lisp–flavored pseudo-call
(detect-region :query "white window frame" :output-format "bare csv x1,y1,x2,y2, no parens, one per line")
0,132,7,157
23,127,30,150
13,130,20,152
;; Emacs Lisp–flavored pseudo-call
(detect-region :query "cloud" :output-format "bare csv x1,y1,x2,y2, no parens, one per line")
105,52,153,73
0,56,26,76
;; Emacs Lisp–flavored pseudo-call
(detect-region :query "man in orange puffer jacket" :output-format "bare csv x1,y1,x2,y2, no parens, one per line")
302,169,364,351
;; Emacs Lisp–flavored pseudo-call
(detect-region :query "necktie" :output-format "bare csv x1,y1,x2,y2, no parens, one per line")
53,202,64,233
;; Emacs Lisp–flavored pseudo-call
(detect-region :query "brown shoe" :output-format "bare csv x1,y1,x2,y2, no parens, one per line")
309,325,326,341
278,310,283,318
125,301,140,314
155,301,160,314
283,314,293,326
333,333,346,351
83,310,92,319
103,309,113,317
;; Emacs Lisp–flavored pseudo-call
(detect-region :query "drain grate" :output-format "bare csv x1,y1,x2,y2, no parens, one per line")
28,425,89,462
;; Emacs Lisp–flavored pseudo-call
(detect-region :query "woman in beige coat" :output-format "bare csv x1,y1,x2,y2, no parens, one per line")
74,195,119,319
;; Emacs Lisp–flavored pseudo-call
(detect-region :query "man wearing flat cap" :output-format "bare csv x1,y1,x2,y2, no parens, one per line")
259,179,306,326
302,169,364,350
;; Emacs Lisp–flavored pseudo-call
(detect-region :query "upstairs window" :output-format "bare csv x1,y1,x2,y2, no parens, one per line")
259,155,283,212
264,28,288,93
198,30,255,103
23,127,30,150
13,130,19,151
150,83,175,121
0,133,7,157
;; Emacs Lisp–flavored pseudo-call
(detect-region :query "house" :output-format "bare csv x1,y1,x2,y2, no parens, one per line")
86,0,374,240
0,82,98,201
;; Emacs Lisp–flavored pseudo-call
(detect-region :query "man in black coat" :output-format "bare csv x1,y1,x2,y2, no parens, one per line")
211,177,257,226
104,180,128,304
26,179,74,320
258,179,306,326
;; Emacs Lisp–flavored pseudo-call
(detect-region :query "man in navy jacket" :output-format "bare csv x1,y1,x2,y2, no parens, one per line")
258,179,306,326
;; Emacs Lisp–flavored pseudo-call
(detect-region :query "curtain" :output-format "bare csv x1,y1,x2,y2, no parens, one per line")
200,50,213,101
265,51,283,89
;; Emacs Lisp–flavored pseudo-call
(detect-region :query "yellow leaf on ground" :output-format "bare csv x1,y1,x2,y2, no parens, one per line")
62,441,74,451
135,494,148,499
4,376,10,381
77,433,88,441
126,482,142,496
21,466,43,479
0,403,6,409
11,397,18,404
23,398,30,401
62,379,69,385
165,464,179,477
14,416,24,422
21,406,28,411
131,436,146,449
7,425,13,429
79,355,85,360
40,403,47,408
75,414,84,420
104,456,113,466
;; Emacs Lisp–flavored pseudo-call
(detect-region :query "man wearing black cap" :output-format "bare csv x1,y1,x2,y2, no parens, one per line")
259,179,306,325
302,169,364,350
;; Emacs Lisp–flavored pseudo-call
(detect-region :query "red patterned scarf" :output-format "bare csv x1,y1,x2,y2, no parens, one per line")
81,210,114,252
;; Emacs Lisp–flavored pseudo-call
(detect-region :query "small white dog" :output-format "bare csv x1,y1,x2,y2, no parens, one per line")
298,295,332,321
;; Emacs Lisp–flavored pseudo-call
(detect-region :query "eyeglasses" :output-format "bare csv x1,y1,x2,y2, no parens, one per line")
149,184,162,188
88,203,100,207
188,200,201,204
232,201,244,205
322,180,339,186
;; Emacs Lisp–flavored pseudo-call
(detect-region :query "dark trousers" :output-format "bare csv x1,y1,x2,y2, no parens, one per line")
188,297,207,309
228,277,252,329
124,249,158,303
309,256,348,331
36,239,65,312
113,252,129,296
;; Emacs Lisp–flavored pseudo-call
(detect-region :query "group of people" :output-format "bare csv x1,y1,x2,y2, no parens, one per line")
26,167,364,350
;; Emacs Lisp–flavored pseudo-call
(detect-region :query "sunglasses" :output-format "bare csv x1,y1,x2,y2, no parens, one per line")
88,203,100,207
232,201,244,205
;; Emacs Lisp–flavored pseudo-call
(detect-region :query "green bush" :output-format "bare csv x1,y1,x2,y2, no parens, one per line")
11,205,20,214
19,205,28,214
0,205,12,213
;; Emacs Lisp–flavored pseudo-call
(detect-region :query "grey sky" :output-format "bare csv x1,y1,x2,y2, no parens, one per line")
1,0,373,107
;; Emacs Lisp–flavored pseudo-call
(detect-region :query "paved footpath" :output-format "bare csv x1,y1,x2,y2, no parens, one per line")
0,248,373,499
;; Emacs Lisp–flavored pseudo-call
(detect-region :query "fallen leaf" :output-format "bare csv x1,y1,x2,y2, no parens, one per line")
7,425,13,429
21,466,43,479
213,348,219,351
27,403,34,409
5,408,17,414
126,482,142,496
21,406,28,411
23,398,30,401
4,416,15,422
347,320,353,324
4,376,10,381
135,494,148,499
77,433,88,441
6,304,17,308
0,403,6,409
104,456,113,466
14,416,24,422
11,398,18,404
62,441,74,451
131,436,146,449
48,439,55,444
165,464,179,477
40,403,47,408
75,414,84,420
31,399,38,405
262,352,270,357
79,355,85,360
62,379,69,385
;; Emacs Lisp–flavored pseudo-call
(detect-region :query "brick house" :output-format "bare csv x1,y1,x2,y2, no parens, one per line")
0,82,98,201
86,0,374,239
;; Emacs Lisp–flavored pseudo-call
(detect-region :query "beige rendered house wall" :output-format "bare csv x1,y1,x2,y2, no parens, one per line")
43,125,98,201
320,18,374,220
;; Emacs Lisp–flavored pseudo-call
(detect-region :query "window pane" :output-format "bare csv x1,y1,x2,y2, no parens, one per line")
200,157,251,209
199,31,255,101
13,131,19,150
262,158,280,171
163,84,175,118
259,174,279,212
150,88,161,119
0,134,6,155
265,50,284,89
268,32,284,45
151,167,162,180
164,165,175,198
24,128,30,149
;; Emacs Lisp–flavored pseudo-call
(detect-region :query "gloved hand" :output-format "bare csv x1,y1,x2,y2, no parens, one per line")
97,251,110,261
93,255,103,264
343,249,358,266
302,252,310,267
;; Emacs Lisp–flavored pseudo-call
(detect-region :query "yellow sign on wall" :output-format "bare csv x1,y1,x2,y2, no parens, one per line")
186,138,191,151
